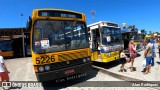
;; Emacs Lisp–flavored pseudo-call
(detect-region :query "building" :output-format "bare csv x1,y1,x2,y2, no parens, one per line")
0,28,30,58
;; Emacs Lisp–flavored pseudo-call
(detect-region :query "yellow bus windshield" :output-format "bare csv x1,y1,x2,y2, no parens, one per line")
129,32,142,41
32,20,89,54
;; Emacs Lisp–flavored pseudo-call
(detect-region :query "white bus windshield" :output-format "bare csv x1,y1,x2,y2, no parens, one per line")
101,27,121,45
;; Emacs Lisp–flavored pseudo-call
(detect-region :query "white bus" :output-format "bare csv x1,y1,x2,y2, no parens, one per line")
88,21,123,63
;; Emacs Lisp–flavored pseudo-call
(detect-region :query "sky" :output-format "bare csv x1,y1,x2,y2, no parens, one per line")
0,0,160,33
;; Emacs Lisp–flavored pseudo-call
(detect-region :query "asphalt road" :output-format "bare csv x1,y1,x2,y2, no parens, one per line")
2,43,160,90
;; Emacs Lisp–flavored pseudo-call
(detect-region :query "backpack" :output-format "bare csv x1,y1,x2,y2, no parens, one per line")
151,44,156,58
158,44,160,49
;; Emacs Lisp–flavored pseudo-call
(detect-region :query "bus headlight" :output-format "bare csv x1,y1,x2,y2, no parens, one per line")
38,66,44,72
83,58,87,63
45,65,51,71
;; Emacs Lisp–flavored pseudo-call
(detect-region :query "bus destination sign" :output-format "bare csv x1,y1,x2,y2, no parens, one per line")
38,10,82,19
107,22,119,27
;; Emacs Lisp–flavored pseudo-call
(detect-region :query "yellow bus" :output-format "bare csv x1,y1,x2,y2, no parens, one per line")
145,35,151,40
0,37,13,58
87,21,122,63
26,8,92,81
122,28,143,52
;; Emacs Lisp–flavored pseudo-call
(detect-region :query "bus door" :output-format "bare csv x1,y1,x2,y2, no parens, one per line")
90,28,101,61
122,33,129,50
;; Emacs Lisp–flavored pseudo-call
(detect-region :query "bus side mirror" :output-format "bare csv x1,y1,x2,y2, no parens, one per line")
26,16,32,31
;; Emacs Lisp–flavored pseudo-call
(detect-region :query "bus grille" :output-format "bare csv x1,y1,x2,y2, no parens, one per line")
50,50,88,71
58,51,88,62
50,58,85,71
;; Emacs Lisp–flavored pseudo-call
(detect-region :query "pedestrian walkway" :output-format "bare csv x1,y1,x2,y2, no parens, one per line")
4,57,37,81
107,43,160,81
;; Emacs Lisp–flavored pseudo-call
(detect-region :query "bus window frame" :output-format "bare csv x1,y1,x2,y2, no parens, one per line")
31,19,89,54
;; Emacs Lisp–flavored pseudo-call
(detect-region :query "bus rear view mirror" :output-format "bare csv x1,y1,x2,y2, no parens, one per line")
26,16,32,31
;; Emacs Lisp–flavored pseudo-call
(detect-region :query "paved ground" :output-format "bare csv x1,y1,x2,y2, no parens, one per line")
4,57,37,81
97,43,160,81
1,43,160,90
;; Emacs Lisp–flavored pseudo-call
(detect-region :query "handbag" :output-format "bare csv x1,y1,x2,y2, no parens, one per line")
142,59,146,68
132,53,137,58
126,58,131,62
130,52,137,58
129,44,137,58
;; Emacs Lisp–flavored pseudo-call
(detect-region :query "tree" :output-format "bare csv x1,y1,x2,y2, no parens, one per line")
141,29,147,35
141,29,147,39
155,32,160,35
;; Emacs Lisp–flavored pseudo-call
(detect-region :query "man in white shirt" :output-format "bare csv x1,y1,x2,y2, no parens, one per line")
106,34,111,43
0,50,10,82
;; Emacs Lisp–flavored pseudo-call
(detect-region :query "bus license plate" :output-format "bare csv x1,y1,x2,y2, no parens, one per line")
64,69,75,75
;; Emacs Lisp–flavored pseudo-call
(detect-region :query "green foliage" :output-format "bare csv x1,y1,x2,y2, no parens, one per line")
141,29,147,39
155,32,160,35
141,29,147,34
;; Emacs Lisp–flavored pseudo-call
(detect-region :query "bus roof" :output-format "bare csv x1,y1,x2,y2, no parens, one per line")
87,21,120,28
145,35,151,38
121,28,138,33
32,8,84,15
87,21,117,27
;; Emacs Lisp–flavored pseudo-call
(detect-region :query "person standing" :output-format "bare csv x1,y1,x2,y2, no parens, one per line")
129,40,137,72
0,50,10,82
150,39,156,66
158,42,160,59
144,39,152,74
119,48,128,72
104,34,111,44
123,35,129,50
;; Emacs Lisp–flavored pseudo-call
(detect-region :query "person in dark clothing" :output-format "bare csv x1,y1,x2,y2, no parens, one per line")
123,35,129,50
158,42,160,59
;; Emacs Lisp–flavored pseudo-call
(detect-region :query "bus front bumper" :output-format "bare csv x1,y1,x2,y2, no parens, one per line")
36,62,92,81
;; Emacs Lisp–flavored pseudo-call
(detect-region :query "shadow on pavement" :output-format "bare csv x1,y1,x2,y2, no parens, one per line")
92,60,121,69
156,61,160,65
42,70,98,90
93,60,138,72
136,52,141,57
141,68,146,72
